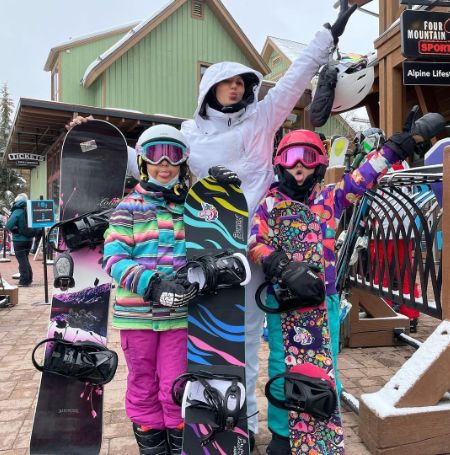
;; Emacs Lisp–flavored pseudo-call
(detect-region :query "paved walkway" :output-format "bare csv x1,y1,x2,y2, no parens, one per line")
0,255,441,454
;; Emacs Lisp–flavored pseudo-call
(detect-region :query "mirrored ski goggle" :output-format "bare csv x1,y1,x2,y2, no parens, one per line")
138,142,187,165
274,146,328,169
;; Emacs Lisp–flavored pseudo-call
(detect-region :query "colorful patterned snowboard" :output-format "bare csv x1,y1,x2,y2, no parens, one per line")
30,120,127,454
182,177,250,454
266,200,344,454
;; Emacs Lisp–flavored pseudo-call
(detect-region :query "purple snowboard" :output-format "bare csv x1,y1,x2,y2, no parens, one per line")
30,120,127,455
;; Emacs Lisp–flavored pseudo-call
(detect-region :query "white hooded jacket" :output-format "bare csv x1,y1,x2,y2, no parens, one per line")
182,28,334,217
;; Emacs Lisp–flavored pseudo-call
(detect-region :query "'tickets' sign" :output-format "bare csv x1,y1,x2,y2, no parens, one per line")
401,10,450,59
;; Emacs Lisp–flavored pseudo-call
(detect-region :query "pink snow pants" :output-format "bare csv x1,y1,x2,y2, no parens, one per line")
120,328,187,429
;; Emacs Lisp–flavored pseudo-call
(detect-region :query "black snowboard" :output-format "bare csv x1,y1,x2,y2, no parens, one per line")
181,177,250,454
30,120,128,455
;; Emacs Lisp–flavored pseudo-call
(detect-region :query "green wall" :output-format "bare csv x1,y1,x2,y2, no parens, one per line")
315,115,353,139
265,49,289,82
104,1,252,118
60,33,128,105
30,161,47,200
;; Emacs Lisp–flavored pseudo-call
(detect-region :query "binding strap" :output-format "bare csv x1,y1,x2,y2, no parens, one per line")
265,364,337,420
171,370,246,446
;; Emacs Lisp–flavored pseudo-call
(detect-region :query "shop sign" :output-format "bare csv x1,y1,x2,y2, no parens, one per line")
400,0,450,5
403,61,450,85
27,200,55,228
401,9,450,59
8,153,44,168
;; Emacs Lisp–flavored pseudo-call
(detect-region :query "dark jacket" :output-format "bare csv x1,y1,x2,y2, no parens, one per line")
5,201,33,242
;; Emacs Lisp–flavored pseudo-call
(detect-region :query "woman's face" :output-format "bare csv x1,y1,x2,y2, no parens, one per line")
284,162,315,186
146,160,180,185
215,76,245,106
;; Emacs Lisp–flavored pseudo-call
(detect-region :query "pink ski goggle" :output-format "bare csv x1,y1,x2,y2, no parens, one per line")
139,142,187,165
274,145,327,169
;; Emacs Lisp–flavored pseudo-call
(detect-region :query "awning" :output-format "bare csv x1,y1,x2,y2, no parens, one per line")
3,98,185,168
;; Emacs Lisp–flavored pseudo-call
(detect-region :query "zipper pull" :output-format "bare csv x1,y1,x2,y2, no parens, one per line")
228,118,231,127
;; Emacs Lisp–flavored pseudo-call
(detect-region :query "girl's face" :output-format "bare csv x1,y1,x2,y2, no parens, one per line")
146,160,180,185
284,162,315,186
215,76,245,106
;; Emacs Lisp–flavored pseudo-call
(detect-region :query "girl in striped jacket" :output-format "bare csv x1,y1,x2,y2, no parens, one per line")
103,125,198,455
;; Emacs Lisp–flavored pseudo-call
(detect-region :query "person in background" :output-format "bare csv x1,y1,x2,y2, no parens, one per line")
5,193,34,286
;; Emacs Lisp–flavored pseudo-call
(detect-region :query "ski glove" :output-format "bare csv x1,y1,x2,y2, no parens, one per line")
146,276,198,307
386,112,446,160
310,63,339,127
208,166,241,186
325,0,358,44
263,250,290,281
280,262,326,307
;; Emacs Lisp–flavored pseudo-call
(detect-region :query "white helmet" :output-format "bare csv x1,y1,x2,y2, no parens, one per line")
331,53,376,113
137,124,188,150
136,124,189,182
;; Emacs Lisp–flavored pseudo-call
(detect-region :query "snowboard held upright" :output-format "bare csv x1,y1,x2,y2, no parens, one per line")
176,177,250,454
259,200,344,454
30,120,127,455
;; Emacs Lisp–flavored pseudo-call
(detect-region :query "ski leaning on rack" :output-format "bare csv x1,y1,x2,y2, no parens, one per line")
256,200,344,454
172,177,250,454
30,120,127,455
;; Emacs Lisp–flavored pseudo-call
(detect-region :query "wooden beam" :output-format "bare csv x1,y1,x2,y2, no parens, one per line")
442,147,450,321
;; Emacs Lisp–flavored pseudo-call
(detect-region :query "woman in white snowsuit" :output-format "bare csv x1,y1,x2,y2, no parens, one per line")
180,6,357,445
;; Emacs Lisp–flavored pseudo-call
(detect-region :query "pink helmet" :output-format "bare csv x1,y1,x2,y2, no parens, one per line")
274,130,328,169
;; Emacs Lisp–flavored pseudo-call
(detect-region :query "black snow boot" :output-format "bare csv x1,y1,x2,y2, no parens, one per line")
266,431,291,455
133,424,169,455
167,427,183,455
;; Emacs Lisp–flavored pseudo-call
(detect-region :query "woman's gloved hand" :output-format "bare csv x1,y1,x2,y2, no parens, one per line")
208,166,241,186
325,0,358,44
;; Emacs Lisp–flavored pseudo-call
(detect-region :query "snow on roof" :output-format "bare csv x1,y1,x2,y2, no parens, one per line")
361,319,450,417
44,21,139,71
269,36,307,62
56,21,139,50
81,0,173,87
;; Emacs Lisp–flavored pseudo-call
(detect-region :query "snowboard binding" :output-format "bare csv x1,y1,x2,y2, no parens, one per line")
49,207,115,253
53,252,75,290
178,250,251,294
172,370,246,445
265,363,337,420
255,279,322,314
32,338,118,386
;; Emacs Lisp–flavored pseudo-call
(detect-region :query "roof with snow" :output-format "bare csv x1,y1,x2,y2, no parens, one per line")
262,36,307,63
44,21,139,71
80,0,269,88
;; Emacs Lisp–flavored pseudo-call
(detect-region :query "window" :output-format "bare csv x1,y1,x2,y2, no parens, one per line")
199,62,210,80
52,65,59,101
192,0,204,19
272,55,281,67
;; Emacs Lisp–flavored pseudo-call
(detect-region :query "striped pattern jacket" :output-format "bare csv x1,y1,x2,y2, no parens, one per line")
103,184,187,331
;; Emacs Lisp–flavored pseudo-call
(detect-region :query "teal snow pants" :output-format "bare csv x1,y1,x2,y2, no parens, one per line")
266,293,341,437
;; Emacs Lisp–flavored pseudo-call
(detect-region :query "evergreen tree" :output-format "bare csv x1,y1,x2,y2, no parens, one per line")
0,83,23,209
0,83,14,149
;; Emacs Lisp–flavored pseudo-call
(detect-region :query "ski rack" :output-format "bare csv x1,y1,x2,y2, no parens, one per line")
355,147,450,454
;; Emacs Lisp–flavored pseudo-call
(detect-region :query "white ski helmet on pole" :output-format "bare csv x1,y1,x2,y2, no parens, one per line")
331,52,376,113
